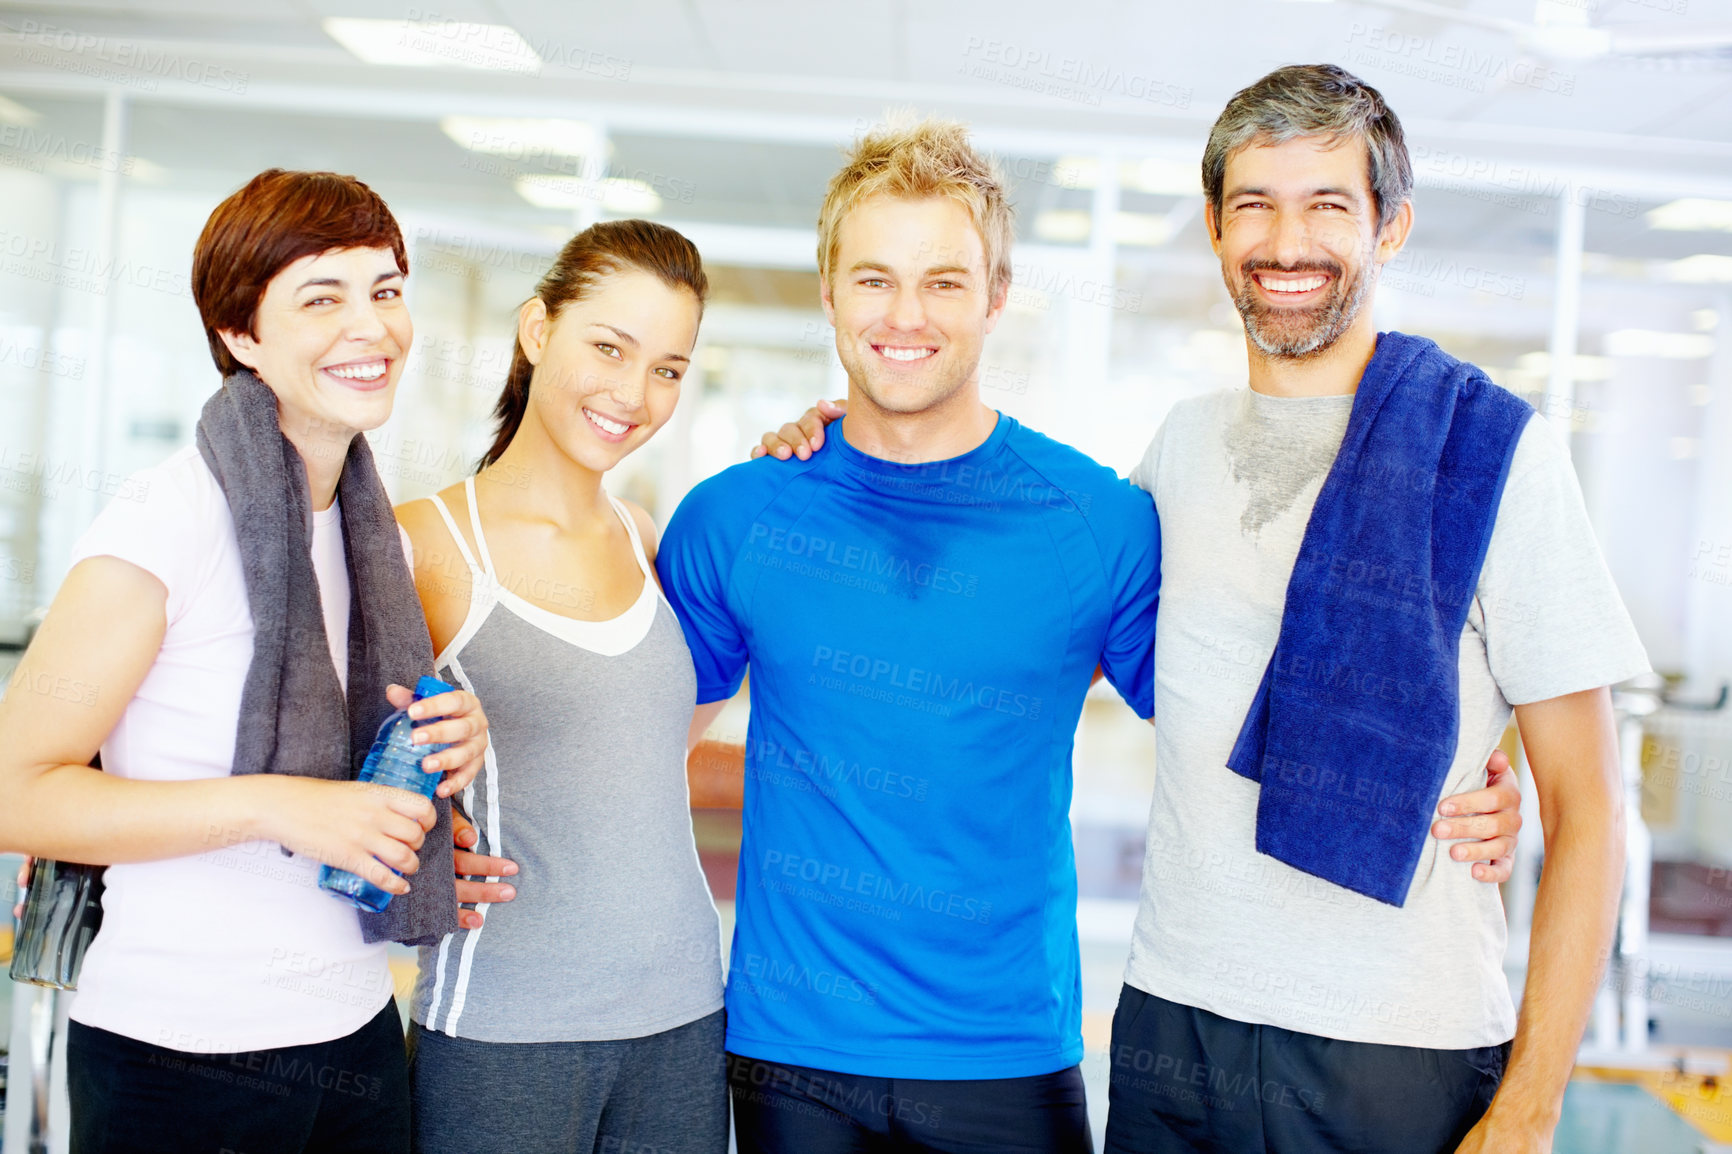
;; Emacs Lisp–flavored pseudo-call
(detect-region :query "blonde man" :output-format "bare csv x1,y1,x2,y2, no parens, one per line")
661,118,1519,1154
656,116,1145,1152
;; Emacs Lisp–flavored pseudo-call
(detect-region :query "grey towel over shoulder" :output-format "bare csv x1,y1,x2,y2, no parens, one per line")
195,368,458,946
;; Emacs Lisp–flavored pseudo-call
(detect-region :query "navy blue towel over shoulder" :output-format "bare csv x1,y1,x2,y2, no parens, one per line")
1226,332,1534,907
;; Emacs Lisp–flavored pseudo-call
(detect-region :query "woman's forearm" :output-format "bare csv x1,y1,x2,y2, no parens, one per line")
0,764,283,864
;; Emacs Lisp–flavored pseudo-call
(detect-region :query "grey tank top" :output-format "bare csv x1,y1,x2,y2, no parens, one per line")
411,477,724,1042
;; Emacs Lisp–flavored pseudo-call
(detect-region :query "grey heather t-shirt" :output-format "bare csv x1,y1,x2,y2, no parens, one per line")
1125,386,1649,1049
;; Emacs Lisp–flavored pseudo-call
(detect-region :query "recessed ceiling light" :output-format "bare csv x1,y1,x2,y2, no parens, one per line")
323,17,540,73
1647,199,1732,233
515,175,661,214
440,117,597,159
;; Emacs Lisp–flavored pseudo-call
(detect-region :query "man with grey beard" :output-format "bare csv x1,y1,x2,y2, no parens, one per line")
1103,65,1646,1153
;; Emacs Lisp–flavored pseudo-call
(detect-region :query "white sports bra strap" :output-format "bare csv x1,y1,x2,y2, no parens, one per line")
425,493,483,580
463,475,499,580
610,496,655,583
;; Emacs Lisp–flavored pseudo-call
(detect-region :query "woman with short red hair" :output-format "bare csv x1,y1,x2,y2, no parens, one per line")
0,169,490,1154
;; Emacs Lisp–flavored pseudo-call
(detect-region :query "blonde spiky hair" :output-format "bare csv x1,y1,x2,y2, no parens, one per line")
816,115,1015,293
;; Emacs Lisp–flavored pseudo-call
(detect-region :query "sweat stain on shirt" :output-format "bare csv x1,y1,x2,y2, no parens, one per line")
1221,390,1354,538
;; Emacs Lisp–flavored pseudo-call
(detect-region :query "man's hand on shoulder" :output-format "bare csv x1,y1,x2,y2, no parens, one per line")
752,398,847,461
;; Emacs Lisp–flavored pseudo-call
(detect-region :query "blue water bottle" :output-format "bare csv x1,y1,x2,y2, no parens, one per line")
318,675,456,912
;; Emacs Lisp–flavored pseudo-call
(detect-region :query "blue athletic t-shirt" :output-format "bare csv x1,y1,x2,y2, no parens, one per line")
657,413,1159,1079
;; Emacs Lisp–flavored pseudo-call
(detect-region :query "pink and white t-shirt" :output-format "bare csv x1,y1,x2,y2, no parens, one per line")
65,444,394,1054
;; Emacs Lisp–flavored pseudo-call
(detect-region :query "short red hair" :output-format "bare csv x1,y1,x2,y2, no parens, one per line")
191,169,408,376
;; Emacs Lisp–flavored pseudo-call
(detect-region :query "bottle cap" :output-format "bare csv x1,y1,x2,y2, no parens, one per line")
414,675,456,701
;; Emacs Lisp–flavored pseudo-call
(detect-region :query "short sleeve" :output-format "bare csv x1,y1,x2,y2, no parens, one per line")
67,457,208,625
1128,421,1166,495
655,479,751,703
1477,421,1650,705
1096,487,1161,719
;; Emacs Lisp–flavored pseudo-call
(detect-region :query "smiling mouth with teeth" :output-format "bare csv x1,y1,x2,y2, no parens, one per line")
1255,273,1330,296
876,345,936,362
584,408,634,436
1233,258,1366,360
323,361,388,382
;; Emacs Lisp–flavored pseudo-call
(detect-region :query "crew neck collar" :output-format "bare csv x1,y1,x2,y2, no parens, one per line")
829,411,1011,476
1245,387,1356,411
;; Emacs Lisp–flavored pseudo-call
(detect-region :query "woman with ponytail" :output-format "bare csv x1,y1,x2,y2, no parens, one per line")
395,220,726,1154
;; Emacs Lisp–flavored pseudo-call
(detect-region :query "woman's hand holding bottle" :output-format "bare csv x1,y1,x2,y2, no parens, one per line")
386,681,490,798
252,775,436,897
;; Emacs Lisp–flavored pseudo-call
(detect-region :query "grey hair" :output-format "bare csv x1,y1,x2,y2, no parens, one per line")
1202,64,1413,231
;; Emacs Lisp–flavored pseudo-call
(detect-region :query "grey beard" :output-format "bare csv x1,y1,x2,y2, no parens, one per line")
1234,262,1374,361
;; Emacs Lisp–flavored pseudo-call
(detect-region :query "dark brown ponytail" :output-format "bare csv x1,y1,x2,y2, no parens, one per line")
478,219,709,470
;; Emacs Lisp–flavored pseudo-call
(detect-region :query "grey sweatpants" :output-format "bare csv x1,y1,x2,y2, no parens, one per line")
408,1009,727,1154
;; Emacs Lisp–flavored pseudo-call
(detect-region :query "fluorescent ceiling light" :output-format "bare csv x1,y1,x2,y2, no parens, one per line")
1032,210,1092,243
1691,308,1719,332
440,117,597,159
37,154,160,183
1665,254,1732,283
1030,209,1176,245
515,175,661,214
1042,157,1201,197
1114,212,1173,246
1522,24,1612,59
1603,329,1716,359
1122,158,1201,196
1514,352,1612,381
124,157,166,183
1534,0,1592,27
0,94,39,126
596,179,661,214
1647,198,1732,232
323,17,540,73
1052,157,1099,190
